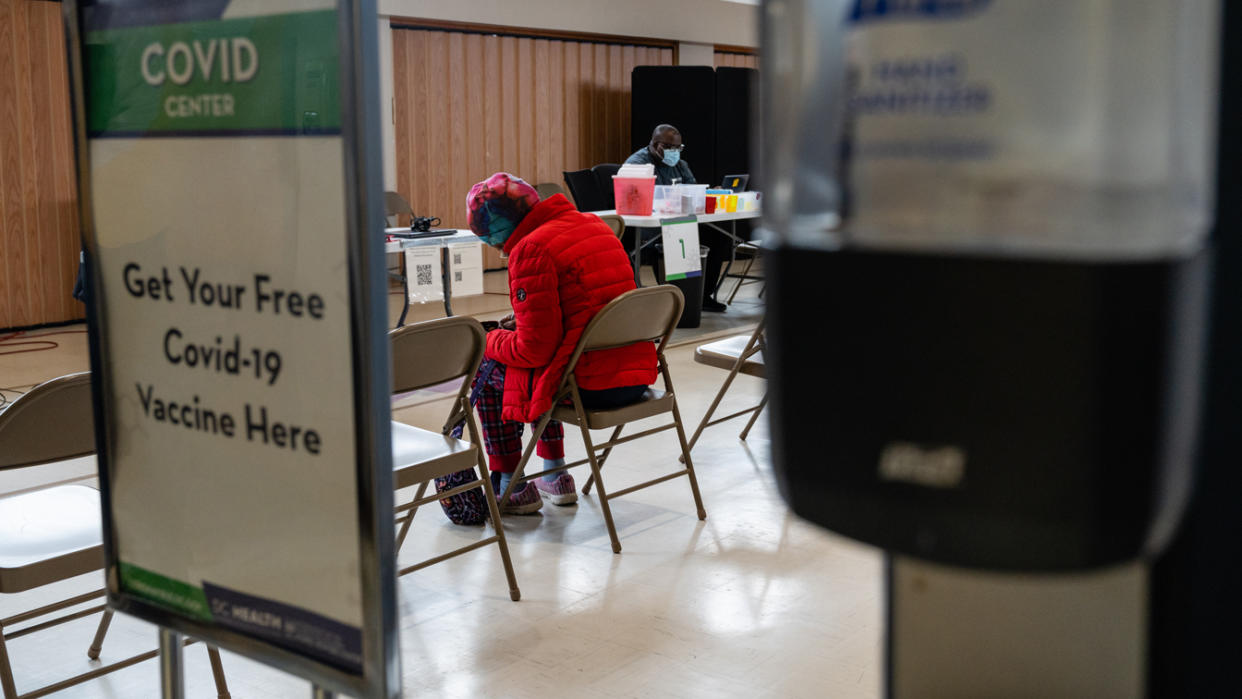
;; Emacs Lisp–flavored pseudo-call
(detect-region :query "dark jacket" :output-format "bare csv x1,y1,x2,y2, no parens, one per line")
486,194,657,422
625,147,696,186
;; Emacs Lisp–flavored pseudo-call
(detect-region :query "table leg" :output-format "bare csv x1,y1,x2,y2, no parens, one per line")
633,226,643,287
397,270,409,328
715,220,739,299
441,246,454,317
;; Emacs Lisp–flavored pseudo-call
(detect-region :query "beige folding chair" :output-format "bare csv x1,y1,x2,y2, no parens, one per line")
0,373,229,699
596,213,625,238
384,190,414,227
535,182,567,200
682,320,767,459
721,241,765,304
498,285,707,554
390,317,520,601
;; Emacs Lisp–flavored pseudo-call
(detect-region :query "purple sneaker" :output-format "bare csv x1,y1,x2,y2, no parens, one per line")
498,481,543,515
534,472,578,506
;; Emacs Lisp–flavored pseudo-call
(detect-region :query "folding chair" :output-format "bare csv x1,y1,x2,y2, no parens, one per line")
720,241,766,304
590,163,621,210
596,213,625,238
498,285,707,554
562,168,610,212
0,373,229,699
389,317,520,601
682,320,767,459
384,190,414,227
535,182,567,200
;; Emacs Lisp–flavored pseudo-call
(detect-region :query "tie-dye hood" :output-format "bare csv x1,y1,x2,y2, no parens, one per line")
466,173,541,247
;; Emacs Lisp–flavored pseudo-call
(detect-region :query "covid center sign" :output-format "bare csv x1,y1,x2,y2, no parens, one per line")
66,0,399,695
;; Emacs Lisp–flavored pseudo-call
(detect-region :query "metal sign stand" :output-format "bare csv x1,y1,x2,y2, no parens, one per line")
159,629,185,699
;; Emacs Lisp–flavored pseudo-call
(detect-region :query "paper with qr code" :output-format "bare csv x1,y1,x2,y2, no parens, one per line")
448,241,484,297
405,247,442,303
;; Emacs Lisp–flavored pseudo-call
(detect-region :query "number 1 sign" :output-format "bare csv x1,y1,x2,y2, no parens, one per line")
660,217,702,280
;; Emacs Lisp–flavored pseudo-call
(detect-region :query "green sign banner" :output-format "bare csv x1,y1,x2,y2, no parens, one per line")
86,10,340,136
119,562,214,622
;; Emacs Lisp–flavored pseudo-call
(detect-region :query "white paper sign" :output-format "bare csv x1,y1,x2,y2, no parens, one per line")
405,246,443,303
661,217,702,280
448,241,484,298
72,2,399,690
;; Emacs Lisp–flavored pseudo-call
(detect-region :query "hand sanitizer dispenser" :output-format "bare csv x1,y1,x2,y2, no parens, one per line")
762,0,1220,571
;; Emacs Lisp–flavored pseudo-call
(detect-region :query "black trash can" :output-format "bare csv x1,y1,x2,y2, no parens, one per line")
655,244,709,328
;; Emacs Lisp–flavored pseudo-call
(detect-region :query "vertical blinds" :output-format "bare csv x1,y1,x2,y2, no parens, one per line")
392,27,675,236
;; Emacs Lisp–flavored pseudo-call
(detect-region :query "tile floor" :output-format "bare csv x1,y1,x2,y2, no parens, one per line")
0,269,884,698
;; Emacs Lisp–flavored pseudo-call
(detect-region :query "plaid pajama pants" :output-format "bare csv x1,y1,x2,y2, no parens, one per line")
470,358,563,472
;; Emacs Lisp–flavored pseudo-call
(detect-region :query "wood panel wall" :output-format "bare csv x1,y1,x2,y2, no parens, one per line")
0,0,82,330
392,26,674,266
715,50,760,70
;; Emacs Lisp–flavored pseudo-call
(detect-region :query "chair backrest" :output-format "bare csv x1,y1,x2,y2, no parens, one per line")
563,285,684,380
0,372,95,471
597,214,625,238
563,168,609,212
390,316,486,394
384,191,414,227
384,191,413,217
591,163,621,209
535,182,566,200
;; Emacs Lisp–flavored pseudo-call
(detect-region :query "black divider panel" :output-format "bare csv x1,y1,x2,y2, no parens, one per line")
630,66,717,185
713,67,758,189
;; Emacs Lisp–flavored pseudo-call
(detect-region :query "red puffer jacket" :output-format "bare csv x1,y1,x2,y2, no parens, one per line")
486,194,657,423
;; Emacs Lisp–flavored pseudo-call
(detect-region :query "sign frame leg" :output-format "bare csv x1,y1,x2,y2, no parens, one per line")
159,628,185,699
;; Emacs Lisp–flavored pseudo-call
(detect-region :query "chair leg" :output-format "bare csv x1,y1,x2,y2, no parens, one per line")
739,394,768,441
0,627,17,699
726,255,758,304
462,405,521,601
582,425,625,495
576,420,623,554
670,396,708,521
500,412,553,504
395,480,431,551
207,646,231,699
478,457,521,601
87,608,113,660
679,364,745,464
399,481,434,553
395,511,416,552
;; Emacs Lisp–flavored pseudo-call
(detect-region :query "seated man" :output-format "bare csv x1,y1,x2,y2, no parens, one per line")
625,123,732,312
464,173,657,514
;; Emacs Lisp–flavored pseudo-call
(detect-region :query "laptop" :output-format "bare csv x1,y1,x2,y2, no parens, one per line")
719,174,750,192
389,229,455,240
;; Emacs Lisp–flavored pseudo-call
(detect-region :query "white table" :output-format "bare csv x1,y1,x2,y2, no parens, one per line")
384,228,479,324
589,207,763,292
590,208,762,229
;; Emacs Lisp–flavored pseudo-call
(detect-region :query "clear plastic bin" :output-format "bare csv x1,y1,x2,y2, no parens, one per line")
682,184,709,214
653,185,683,215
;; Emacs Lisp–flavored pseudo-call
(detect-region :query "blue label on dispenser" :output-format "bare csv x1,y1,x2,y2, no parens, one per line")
850,0,993,23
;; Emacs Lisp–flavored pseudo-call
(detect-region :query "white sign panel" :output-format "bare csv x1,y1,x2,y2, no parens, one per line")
448,240,485,298
660,216,703,280
69,0,397,695
405,246,444,303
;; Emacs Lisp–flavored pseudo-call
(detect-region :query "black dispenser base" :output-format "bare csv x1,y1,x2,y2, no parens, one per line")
767,245,1208,572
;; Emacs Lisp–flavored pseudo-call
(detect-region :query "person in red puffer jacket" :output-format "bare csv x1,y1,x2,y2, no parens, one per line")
464,173,657,515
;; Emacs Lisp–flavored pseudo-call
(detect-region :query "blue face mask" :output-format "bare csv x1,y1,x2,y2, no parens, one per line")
662,149,681,167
